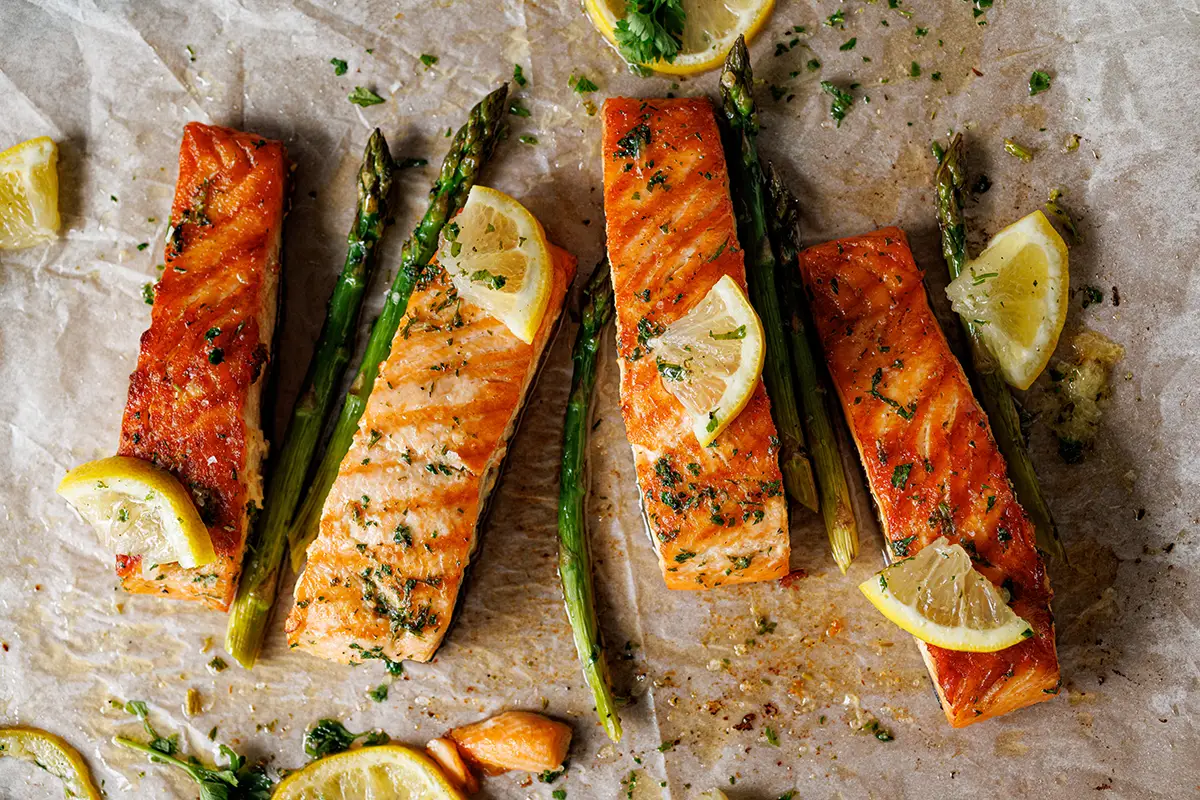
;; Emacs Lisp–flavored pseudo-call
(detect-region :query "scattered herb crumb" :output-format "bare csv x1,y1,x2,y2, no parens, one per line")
570,74,599,94
518,134,538,145
348,86,385,107
419,53,438,68
821,81,854,126
1003,138,1034,162
1029,70,1052,96
513,64,527,86
330,57,348,76
840,38,857,51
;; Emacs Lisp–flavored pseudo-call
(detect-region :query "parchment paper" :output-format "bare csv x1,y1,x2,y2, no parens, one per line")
2,1,1198,797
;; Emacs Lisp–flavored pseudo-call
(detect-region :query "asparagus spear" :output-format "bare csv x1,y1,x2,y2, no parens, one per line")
225,131,395,667
763,162,860,573
557,261,622,743
718,35,818,512
288,84,509,568
934,134,1066,562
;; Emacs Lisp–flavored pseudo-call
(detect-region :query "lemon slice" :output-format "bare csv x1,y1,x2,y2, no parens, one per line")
0,727,102,800
584,0,774,76
438,186,552,345
945,210,1069,390
0,136,60,249
859,537,1033,653
273,744,465,800
56,455,216,569
649,274,765,446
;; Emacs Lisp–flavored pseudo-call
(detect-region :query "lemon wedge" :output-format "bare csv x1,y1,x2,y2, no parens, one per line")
0,727,102,800
859,537,1033,653
273,744,465,800
438,186,552,345
584,0,774,76
945,210,1069,390
56,455,216,569
649,274,765,446
0,136,60,249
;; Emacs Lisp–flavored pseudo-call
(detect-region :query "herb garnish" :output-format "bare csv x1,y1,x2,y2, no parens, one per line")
348,87,385,107
330,58,348,76
419,54,438,68
614,0,686,65
304,719,390,759
1029,70,1051,96
821,81,854,126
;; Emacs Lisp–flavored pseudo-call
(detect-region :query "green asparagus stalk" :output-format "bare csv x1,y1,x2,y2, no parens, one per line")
719,35,818,512
288,84,509,568
934,134,1066,562
763,162,860,573
557,261,622,743
225,131,395,667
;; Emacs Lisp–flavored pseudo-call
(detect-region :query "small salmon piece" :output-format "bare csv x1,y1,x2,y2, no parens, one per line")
285,247,575,664
797,227,1059,727
116,123,288,610
426,738,480,794
448,711,572,776
601,97,789,589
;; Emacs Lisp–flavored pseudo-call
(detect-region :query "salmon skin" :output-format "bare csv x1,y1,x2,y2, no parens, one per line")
117,123,288,611
285,247,575,664
601,97,789,589
797,227,1059,726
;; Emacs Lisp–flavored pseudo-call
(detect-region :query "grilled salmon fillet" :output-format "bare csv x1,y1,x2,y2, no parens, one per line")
797,227,1058,726
285,247,575,664
601,97,789,589
116,123,288,611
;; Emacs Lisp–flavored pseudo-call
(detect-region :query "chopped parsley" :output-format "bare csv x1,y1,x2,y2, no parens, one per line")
614,122,652,159
709,325,746,340
570,73,599,93
330,57,348,76
470,269,507,290
820,81,854,127
518,134,538,145
367,683,388,702
1029,70,1051,96
891,535,916,558
840,38,857,51
513,64,527,86
142,283,155,305
419,54,438,68
509,101,531,117
348,86,385,107
890,463,913,489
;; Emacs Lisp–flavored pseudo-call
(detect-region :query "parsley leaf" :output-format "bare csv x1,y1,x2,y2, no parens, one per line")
1029,70,1051,95
348,86,385,107
820,81,854,126
614,0,686,65
330,57,348,76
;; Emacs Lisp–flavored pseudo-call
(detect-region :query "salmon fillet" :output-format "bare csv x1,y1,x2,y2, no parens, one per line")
285,247,575,664
116,123,287,611
601,97,789,589
797,227,1058,726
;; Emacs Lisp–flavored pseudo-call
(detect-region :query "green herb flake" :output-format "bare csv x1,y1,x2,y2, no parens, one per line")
518,134,538,145
367,683,388,702
821,81,854,126
513,64,527,86
142,283,155,305
1029,70,1052,96
330,57,348,76
571,74,599,94
840,38,857,51
890,463,913,489
348,86,385,107
419,53,438,68
1003,138,1034,162
509,101,531,117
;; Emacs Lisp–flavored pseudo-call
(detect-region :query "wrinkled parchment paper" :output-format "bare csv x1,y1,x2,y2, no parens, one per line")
2,0,1198,797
